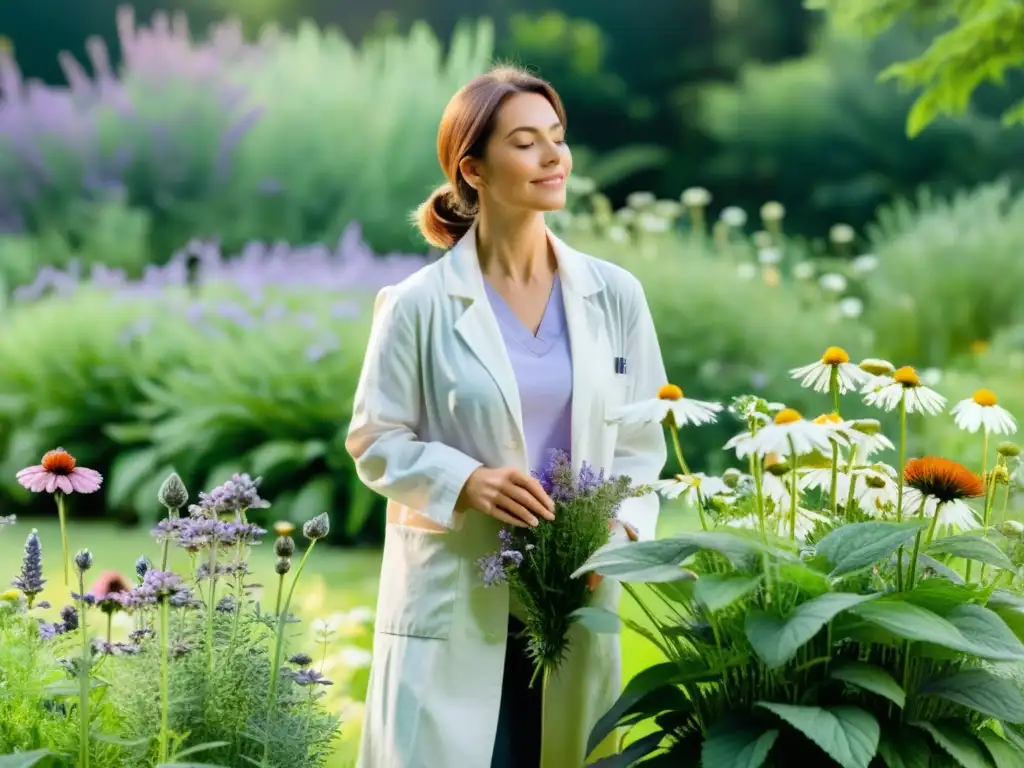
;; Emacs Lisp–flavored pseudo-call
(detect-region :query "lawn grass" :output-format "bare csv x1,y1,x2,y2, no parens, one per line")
0,504,694,764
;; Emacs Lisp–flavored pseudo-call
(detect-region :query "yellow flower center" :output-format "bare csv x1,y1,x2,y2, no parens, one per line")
821,346,850,365
813,412,843,425
273,521,296,536
893,366,920,387
774,408,802,425
658,384,684,401
972,388,997,407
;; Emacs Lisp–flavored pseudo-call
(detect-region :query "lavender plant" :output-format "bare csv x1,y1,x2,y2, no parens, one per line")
478,448,649,685
0,460,342,767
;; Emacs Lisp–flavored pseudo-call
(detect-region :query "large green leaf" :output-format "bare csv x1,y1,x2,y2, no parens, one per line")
745,592,879,669
588,731,664,767
918,668,1024,723
897,579,978,616
876,728,930,768
828,662,906,708
755,703,879,768
288,475,334,527
927,534,1015,572
814,520,926,577
776,561,830,597
0,751,54,768
700,722,779,768
106,447,161,509
977,727,1024,768
694,574,763,613
246,440,310,479
574,539,700,583
849,599,1024,661
912,721,993,768
572,606,621,634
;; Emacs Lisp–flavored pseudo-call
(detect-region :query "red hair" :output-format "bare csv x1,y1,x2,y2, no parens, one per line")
415,65,567,250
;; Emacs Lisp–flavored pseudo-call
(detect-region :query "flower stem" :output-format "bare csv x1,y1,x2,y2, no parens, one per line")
160,506,180,571
274,573,285,615
77,571,90,768
668,421,691,475
788,437,798,541
906,498,930,591
205,539,219,675
895,395,907,592
694,490,708,531
56,493,69,587
829,442,840,518
750,455,766,542
158,599,170,763
263,541,318,764
979,462,1000,583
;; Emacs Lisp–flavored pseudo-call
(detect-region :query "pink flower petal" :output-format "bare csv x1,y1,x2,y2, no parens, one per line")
69,472,100,494
16,465,44,479
27,473,52,492
56,475,74,494
45,474,60,494
73,467,103,486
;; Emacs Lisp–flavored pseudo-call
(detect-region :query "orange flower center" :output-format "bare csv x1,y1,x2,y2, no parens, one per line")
658,384,684,401
41,448,76,475
821,346,850,365
972,388,997,407
892,366,920,387
904,456,985,502
774,408,802,425
813,412,843,425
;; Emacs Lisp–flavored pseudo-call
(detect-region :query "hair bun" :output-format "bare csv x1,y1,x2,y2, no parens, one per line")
415,182,475,250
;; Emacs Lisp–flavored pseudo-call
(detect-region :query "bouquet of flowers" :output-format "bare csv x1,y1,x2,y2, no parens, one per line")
478,449,649,686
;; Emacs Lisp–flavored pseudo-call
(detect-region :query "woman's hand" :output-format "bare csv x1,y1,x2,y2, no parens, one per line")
456,467,555,528
585,520,639,592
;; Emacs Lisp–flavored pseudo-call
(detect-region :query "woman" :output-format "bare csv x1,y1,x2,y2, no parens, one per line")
346,65,668,768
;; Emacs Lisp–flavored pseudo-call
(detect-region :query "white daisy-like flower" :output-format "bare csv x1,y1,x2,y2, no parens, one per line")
819,273,848,293
864,366,946,416
850,253,879,276
838,297,863,319
652,473,731,504
760,467,800,512
760,201,785,222
799,466,852,502
758,247,782,265
733,408,845,459
852,466,899,517
790,346,869,394
844,419,895,457
950,388,1017,435
607,384,722,428
829,223,856,245
720,206,747,228
858,359,896,393
902,457,986,535
792,261,815,280
681,187,711,207
728,506,829,541
626,191,656,209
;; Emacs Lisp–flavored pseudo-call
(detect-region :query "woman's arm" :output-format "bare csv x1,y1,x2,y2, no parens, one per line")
612,279,668,541
346,286,483,531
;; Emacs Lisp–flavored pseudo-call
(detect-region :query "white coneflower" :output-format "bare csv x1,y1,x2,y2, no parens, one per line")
760,201,785,222
853,465,899,516
729,506,828,541
638,213,671,233
720,206,747,228
838,297,863,319
790,346,869,395
681,187,711,208
799,465,852,503
902,457,985,535
757,247,782,265
921,368,942,387
607,384,722,428
732,408,843,459
652,473,731,504
864,366,946,416
950,388,1017,435
607,225,628,243
859,359,896,393
626,191,655,209
819,273,848,293
844,418,895,457
850,253,879,276
829,223,855,245
792,261,815,280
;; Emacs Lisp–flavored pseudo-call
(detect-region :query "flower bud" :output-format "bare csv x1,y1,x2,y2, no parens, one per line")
74,549,93,573
991,465,1011,485
721,468,742,489
157,472,189,510
288,652,313,667
998,442,1021,458
135,556,152,581
275,557,292,575
1001,520,1024,538
275,535,295,558
302,513,330,541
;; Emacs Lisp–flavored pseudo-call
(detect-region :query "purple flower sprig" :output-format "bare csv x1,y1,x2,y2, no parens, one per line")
12,529,46,608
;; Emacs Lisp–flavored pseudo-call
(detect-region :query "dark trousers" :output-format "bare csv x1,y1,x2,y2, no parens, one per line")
490,615,543,768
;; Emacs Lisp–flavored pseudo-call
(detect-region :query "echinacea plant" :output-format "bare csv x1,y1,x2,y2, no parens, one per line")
0,469,341,767
580,348,1024,767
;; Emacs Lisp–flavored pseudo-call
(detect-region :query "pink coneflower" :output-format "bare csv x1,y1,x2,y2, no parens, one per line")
16,448,103,586
17,448,102,494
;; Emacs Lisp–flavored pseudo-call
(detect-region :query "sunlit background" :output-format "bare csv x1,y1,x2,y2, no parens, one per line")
2,0,1024,763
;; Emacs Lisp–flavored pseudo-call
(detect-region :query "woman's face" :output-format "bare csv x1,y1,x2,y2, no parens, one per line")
460,92,572,213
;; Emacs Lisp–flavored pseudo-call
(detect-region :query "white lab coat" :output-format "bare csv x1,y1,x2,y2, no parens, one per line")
346,220,668,768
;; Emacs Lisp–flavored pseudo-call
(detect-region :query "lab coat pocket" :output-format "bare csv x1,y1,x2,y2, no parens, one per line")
375,524,462,640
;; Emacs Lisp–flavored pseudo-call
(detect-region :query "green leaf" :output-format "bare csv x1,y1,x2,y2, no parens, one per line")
344,479,378,539
876,728,930,768
828,662,906,708
0,751,54,768
745,592,879,669
246,440,308,480
946,604,1024,662
156,763,230,768
694,574,762,613
289,475,334,527
919,668,1024,723
849,599,1024,661
928,534,1015,572
978,728,1024,768
106,447,160,509
814,520,926,577
700,723,779,768
168,741,231,760
897,579,978,616
755,703,879,768
588,731,663,767
776,562,830,597
572,606,621,634
912,721,993,768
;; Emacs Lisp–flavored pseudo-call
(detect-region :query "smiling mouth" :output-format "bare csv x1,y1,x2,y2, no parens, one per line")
532,174,565,187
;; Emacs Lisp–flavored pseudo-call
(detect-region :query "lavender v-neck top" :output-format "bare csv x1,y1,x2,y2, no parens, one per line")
484,274,573,478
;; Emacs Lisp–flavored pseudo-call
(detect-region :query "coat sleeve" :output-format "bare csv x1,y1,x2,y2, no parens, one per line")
611,278,668,541
345,286,483,531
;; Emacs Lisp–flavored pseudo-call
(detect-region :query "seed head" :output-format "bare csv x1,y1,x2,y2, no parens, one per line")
157,472,189,510
893,366,920,387
658,384,683,401
74,549,93,573
821,346,850,365
998,441,1021,458
302,513,330,541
